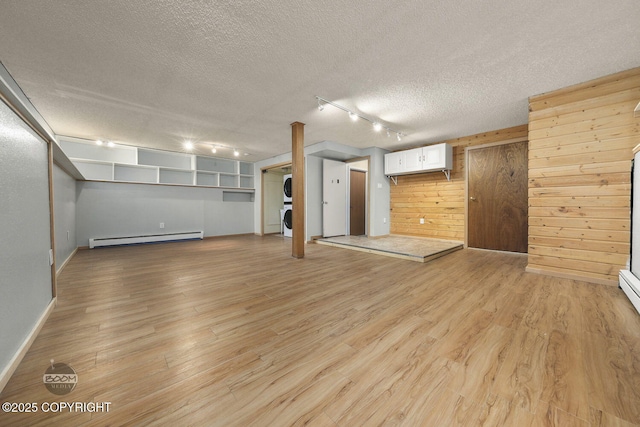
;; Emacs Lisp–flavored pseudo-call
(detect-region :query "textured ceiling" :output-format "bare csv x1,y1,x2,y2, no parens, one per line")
0,0,638,161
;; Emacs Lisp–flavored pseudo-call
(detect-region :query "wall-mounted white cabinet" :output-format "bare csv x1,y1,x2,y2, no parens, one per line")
385,143,453,181
59,137,254,190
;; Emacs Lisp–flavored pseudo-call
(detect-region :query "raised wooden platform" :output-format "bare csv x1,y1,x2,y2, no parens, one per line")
316,235,463,262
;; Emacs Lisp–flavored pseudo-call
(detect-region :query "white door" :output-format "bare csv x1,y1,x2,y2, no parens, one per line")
323,159,347,237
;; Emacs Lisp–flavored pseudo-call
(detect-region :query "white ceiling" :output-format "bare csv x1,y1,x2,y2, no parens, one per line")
0,1,638,162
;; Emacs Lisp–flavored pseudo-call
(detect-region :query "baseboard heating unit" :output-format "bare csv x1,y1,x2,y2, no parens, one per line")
619,270,640,315
89,231,203,249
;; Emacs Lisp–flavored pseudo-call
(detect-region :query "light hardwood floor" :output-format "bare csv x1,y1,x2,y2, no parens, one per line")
1,235,640,426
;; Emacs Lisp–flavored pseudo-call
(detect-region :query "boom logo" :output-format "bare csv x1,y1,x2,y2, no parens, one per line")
43,361,77,395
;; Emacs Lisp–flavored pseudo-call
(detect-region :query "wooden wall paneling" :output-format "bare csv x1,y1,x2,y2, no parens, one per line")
528,69,640,112
389,125,528,241
527,67,640,284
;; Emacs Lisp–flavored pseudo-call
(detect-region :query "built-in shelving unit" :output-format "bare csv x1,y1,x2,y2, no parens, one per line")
58,137,254,190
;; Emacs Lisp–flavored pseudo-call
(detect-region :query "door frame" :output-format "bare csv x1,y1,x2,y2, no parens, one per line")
464,136,528,250
345,156,370,237
260,161,291,236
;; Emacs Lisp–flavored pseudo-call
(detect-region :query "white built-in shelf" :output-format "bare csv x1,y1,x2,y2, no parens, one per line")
59,137,254,190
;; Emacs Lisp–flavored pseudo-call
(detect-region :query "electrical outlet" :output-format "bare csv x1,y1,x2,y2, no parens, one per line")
420,218,425,224
160,222,165,229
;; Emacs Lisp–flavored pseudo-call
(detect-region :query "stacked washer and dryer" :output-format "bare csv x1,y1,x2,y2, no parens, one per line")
282,174,293,237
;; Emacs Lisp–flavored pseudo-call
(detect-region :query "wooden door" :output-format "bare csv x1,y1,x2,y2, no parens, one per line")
468,141,528,253
349,169,366,235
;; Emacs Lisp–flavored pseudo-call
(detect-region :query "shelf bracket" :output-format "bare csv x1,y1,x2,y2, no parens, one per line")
388,175,398,186
442,170,451,181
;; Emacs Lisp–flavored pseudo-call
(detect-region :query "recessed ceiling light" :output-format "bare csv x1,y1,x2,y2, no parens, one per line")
349,112,358,121
96,140,103,146
184,141,194,150
233,149,240,157
107,141,115,147
373,122,382,132
211,147,217,154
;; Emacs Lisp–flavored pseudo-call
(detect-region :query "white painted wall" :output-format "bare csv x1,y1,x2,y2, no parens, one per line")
53,164,77,271
76,181,254,247
362,147,391,237
0,101,53,379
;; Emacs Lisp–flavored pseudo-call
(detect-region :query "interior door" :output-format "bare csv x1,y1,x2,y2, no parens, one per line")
349,169,366,235
323,159,347,237
468,141,528,253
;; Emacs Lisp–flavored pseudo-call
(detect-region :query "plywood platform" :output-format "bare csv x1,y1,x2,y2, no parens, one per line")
316,235,463,262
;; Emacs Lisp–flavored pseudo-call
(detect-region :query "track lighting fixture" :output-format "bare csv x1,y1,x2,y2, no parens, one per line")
315,96,406,139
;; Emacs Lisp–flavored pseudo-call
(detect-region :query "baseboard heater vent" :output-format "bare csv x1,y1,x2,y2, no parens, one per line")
89,231,203,249
620,270,640,315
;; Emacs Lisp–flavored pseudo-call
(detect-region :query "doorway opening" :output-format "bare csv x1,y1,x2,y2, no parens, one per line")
260,163,291,236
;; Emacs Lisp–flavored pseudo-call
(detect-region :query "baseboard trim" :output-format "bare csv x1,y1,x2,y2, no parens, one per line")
0,297,57,393
525,266,617,286
203,233,254,240
55,247,78,277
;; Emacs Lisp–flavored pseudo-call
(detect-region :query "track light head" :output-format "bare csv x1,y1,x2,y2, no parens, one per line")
315,96,406,139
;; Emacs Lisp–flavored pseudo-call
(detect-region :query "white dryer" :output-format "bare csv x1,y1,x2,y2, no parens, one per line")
283,174,292,203
283,205,292,237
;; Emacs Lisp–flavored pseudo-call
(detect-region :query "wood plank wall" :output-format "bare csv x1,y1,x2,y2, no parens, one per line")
527,67,640,285
390,125,528,240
